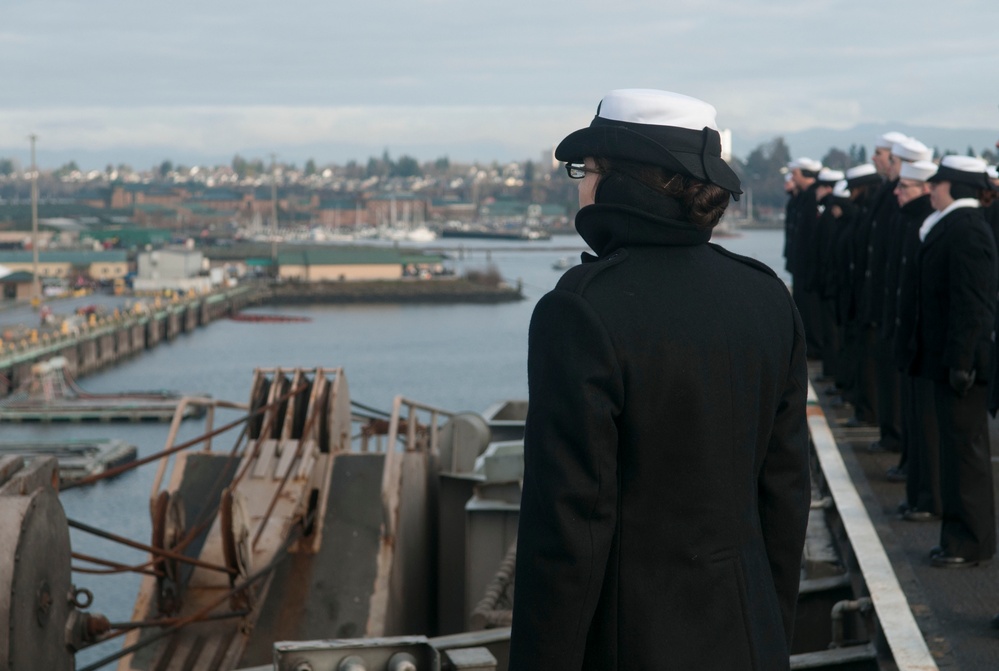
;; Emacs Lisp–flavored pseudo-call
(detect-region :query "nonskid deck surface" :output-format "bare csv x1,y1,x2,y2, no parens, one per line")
810,363,999,669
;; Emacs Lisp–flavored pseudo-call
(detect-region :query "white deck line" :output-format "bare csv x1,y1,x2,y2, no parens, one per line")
806,383,939,671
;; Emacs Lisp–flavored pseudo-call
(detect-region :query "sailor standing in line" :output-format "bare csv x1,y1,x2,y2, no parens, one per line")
876,137,934,476
908,155,997,568
830,177,860,400
984,150,999,626
787,157,825,360
839,164,882,424
783,170,799,276
812,168,846,380
849,132,907,429
890,160,940,517
982,164,999,247
865,136,930,452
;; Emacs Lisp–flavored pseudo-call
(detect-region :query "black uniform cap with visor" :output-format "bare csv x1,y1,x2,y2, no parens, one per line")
555,89,743,201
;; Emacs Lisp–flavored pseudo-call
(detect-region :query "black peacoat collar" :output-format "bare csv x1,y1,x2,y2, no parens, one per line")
919,201,980,253
575,203,711,258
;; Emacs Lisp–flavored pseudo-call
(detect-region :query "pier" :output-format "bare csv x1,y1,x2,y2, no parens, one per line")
0,277,523,398
0,285,258,397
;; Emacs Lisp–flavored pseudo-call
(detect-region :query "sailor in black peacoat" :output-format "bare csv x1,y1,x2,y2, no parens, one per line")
509,89,810,671
909,156,997,565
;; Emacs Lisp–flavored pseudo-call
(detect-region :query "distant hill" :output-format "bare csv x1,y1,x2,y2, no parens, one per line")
4,122,996,172
2,140,536,173
733,123,997,163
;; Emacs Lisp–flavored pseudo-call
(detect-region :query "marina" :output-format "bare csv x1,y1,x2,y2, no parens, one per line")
1,232,997,669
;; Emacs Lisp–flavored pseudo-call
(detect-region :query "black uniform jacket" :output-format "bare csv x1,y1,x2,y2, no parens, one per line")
881,207,906,343
858,180,899,327
509,202,811,671
847,186,880,322
814,197,840,300
893,195,934,371
789,185,819,285
832,203,858,324
910,205,997,383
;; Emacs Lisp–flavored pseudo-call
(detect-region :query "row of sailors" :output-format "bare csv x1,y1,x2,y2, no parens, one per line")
782,136,999,584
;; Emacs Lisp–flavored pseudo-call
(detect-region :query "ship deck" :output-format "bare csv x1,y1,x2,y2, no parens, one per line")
809,363,999,670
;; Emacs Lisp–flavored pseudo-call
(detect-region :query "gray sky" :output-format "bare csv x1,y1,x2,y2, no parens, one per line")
3,0,997,168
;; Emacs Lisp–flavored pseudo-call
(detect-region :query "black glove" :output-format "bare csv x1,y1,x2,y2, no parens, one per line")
949,368,976,396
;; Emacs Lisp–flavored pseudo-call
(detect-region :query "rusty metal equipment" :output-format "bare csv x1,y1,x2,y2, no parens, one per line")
0,455,109,670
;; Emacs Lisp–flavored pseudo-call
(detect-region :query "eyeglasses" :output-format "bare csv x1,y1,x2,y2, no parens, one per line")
565,162,601,179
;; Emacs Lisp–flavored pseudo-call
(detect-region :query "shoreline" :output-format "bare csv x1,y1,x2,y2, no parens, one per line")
0,279,524,397
259,278,524,305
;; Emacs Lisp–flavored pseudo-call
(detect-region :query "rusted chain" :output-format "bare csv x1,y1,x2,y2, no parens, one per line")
62,413,245,490
67,518,235,576
75,519,305,671
106,609,251,631
62,382,307,490
71,551,162,577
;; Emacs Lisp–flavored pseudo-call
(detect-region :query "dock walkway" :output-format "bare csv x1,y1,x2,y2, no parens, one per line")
810,364,999,670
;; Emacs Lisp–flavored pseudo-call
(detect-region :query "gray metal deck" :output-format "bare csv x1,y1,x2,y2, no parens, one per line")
810,364,999,670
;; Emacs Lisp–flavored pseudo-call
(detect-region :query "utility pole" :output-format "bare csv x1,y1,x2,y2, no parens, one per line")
29,134,40,306
270,154,278,277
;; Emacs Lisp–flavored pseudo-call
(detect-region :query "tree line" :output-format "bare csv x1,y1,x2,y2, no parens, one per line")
735,138,998,216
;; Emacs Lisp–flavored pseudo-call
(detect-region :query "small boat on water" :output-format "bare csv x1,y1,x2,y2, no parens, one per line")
0,356,208,423
0,438,137,486
552,256,574,270
441,224,551,241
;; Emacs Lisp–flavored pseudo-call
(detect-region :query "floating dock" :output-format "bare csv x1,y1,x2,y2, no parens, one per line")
0,357,207,423
0,439,137,485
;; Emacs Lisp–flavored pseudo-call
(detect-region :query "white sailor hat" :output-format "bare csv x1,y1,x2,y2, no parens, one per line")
832,180,851,200
555,89,742,198
898,160,937,183
891,137,933,163
987,165,998,181
787,157,823,173
928,155,990,188
876,131,909,149
845,163,880,188
816,168,846,185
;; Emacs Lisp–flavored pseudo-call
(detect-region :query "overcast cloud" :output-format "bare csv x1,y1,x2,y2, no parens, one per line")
2,0,997,168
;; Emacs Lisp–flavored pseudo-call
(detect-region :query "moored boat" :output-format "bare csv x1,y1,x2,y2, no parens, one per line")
552,256,574,270
441,224,551,241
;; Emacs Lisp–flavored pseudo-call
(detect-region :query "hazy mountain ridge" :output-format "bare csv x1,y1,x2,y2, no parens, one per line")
733,123,998,163
3,123,996,172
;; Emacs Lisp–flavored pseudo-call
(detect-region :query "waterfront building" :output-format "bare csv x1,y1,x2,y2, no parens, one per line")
0,250,129,283
135,247,212,293
276,247,413,282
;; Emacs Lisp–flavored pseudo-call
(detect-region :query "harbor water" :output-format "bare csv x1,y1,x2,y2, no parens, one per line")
11,227,786,668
